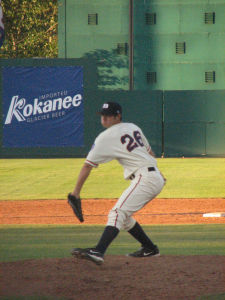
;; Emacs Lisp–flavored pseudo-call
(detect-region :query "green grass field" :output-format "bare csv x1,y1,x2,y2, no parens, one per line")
0,224,224,262
0,158,225,200
1,293,224,300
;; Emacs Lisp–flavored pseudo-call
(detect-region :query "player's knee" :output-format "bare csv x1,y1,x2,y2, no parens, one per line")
107,208,128,230
123,217,136,231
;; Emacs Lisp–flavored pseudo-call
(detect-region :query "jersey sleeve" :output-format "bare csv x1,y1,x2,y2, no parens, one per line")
85,133,114,167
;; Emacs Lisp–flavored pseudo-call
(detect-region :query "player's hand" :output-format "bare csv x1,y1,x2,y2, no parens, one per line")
71,191,80,198
67,193,84,222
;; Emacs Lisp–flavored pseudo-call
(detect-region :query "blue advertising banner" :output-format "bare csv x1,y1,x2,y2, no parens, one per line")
3,66,84,147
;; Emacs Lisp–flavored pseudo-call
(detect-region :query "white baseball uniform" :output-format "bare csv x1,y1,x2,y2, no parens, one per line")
86,122,165,231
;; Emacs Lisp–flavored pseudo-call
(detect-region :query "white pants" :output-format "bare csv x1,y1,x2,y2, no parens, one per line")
107,167,165,231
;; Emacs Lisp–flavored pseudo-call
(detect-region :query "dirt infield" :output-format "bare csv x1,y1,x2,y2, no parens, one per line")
1,198,225,300
1,256,225,300
0,198,225,224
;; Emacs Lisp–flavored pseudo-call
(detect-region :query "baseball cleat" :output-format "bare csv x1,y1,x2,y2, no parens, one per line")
71,248,83,256
71,247,104,265
127,245,160,258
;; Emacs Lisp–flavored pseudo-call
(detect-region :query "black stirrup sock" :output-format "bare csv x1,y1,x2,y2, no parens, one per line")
95,226,119,254
128,222,155,249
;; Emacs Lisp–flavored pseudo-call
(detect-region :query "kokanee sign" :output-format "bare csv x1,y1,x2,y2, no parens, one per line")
3,65,84,148
5,94,82,124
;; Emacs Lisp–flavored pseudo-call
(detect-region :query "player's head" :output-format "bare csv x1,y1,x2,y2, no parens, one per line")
98,102,122,116
98,102,122,128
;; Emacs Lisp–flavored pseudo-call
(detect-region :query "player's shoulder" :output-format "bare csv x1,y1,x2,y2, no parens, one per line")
96,122,140,139
95,129,107,141
95,125,115,141
107,122,141,134
120,122,141,130
107,122,136,133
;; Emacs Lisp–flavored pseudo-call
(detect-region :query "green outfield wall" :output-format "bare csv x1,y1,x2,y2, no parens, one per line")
0,0,225,158
133,0,225,90
164,91,225,157
58,0,225,91
0,59,224,158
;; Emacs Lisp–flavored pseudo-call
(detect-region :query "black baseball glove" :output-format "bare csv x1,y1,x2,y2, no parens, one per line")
67,193,84,222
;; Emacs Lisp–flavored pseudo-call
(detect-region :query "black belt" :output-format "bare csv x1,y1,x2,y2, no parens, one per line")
129,167,156,180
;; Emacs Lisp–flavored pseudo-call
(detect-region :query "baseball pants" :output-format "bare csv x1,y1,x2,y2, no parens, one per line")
107,167,165,231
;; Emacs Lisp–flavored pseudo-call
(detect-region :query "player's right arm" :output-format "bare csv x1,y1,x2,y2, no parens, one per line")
72,132,113,197
85,132,114,167
72,163,93,198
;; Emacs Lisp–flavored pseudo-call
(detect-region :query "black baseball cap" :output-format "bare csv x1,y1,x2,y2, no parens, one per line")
98,102,122,116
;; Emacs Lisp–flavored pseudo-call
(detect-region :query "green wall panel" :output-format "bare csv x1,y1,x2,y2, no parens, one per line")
164,90,225,156
134,63,225,91
206,123,225,155
164,123,206,156
133,0,225,90
164,91,225,122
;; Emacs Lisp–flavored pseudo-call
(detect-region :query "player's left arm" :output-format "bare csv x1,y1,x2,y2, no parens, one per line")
71,163,93,198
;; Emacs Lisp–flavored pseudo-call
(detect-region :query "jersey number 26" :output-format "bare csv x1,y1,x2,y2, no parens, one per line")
121,130,144,152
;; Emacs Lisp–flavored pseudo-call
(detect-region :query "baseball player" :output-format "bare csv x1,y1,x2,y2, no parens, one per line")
70,102,166,265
